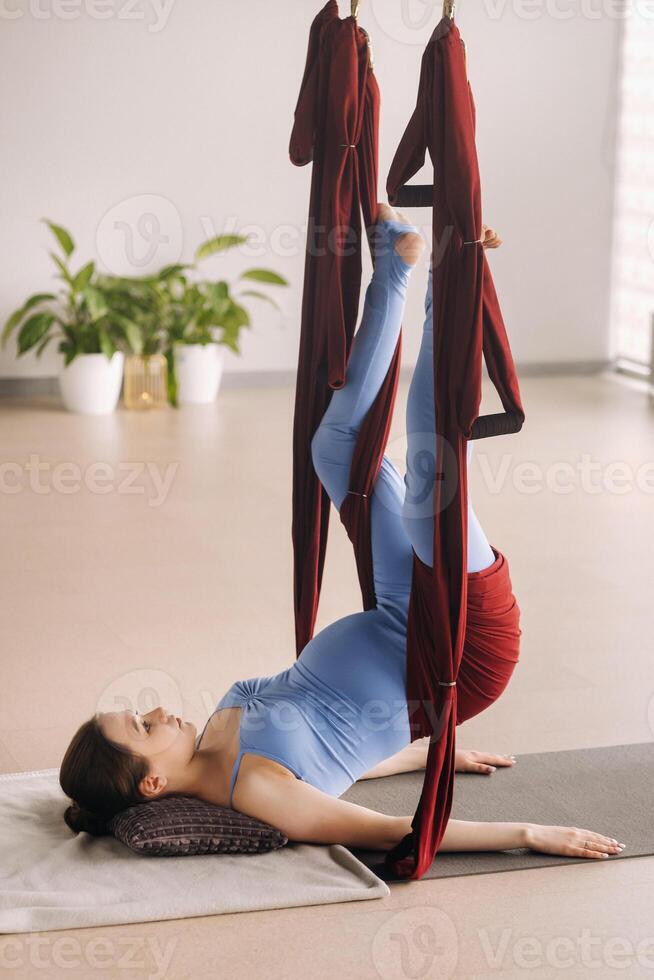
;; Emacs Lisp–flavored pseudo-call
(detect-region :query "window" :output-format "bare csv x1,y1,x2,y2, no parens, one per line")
610,10,654,373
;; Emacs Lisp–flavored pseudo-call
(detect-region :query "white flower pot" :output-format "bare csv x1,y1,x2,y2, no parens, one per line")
58,352,124,415
175,343,225,405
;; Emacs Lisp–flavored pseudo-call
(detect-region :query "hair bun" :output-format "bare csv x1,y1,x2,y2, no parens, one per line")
64,801,110,837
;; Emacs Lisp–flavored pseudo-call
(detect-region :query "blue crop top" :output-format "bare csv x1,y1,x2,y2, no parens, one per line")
196,608,413,806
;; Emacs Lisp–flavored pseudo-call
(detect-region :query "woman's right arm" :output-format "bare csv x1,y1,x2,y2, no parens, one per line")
235,767,623,859
235,769,523,852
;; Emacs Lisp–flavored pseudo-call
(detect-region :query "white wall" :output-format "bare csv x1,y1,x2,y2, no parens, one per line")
0,0,621,381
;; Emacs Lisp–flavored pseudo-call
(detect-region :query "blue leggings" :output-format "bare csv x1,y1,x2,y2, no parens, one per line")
310,219,496,623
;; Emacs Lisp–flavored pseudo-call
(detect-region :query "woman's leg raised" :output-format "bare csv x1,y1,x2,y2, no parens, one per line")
310,207,425,613
402,263,496,573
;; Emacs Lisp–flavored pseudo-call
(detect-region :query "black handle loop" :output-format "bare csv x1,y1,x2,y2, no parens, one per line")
391,184,433,208
469,411,524,440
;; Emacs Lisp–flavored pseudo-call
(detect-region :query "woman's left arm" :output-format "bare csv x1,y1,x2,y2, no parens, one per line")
359,739,516,779
359,740,429,780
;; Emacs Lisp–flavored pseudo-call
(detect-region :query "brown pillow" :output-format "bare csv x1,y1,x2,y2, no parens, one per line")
108,794,288,856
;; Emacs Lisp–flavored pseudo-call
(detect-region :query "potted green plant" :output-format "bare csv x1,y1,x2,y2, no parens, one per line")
1,221,125,414
158,234,288,405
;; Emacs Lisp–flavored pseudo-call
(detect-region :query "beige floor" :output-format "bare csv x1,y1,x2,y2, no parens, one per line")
1,372,653,979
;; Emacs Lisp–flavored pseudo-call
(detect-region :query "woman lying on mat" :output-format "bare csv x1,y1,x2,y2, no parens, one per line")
60,205,624,862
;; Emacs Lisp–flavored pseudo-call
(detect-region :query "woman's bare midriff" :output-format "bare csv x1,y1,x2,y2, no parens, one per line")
196,705,296,808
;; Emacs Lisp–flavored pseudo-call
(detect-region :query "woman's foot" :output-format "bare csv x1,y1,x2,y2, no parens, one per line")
377,202,425,267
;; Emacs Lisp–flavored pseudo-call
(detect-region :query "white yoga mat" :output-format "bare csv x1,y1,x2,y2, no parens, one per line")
0,769,389,934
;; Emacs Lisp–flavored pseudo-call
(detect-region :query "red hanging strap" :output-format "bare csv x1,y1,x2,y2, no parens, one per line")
289,1,403,648
385,18,525,880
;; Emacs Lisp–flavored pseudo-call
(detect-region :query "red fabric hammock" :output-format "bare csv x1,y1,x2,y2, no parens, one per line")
290,7,525,881
384,17,525,879
289,0,401,651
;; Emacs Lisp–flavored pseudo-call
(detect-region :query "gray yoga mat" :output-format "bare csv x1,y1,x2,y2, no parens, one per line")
341,742,654,881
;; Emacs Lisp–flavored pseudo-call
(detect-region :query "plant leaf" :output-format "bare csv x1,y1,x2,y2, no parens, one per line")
219,333,240,355
1,293,56,348
99,327,115,359
58,339,78,365
43,219,75,257
157,264,190,281
206,281,229,302
121,318,144,355
59,323,77,344
224,301,250,329
194,234,249,261
35,333,54,357
165,347,178,407
238,289,281,312
72,261,95,293
239,269,288,286
50,251,72,283
83,286,109,321
17,312,55,355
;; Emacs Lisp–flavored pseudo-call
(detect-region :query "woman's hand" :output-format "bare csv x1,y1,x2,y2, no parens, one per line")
482,224,502,249
455,748,516,774
524,824,625,859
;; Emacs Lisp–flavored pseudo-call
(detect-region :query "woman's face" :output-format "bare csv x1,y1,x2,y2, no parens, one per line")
97,706,197,796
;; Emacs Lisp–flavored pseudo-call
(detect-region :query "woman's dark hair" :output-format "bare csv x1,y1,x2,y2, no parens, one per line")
59,715,149,836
